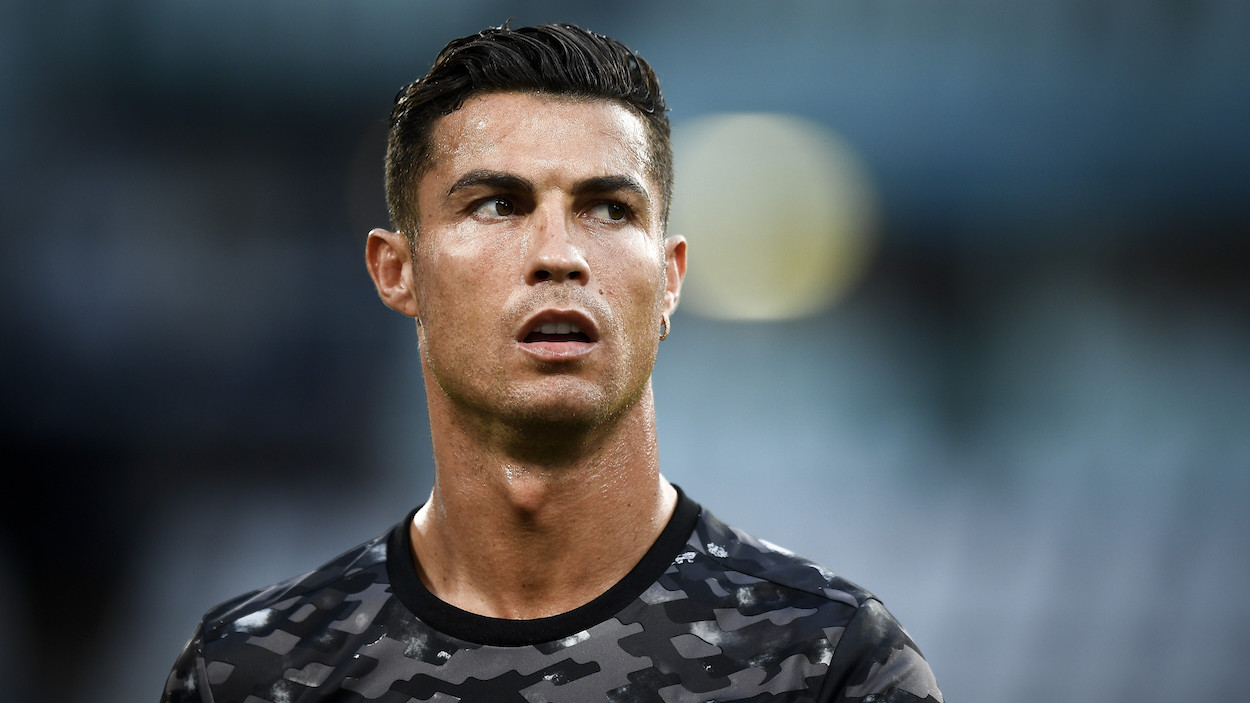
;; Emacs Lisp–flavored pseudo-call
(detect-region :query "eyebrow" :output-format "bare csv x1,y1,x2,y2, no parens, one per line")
446,171,651,209
570,175,651,208
447,170,533,198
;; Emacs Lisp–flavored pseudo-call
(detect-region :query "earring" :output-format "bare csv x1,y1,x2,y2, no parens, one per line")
659,315,670,341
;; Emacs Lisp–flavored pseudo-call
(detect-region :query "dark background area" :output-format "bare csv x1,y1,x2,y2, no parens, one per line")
1,2,1247,702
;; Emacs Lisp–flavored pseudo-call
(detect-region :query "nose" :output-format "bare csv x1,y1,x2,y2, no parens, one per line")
525,209,590,285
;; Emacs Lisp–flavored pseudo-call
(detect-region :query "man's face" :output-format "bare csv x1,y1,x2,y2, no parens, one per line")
406,92,683,432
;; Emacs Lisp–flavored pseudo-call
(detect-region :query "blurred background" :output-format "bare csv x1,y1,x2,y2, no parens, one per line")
2,1,1248,702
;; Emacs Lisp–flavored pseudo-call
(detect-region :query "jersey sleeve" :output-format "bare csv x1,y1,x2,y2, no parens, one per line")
819,598,943,702
160,624,211,703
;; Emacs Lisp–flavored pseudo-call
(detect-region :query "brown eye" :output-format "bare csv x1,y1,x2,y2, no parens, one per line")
587,202,629,222
473,197,516,218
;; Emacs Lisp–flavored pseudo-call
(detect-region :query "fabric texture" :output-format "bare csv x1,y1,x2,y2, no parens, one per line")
162,489,941,702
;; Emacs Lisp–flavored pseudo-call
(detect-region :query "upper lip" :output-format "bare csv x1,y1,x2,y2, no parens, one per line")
516,308,600,342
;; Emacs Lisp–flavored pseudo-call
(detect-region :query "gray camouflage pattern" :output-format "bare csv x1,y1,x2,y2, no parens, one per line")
162,503,941,702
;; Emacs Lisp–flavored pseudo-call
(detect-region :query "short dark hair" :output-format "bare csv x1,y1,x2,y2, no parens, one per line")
385,23,672,239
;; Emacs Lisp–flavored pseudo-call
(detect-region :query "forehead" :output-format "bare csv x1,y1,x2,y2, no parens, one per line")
423,92,654,187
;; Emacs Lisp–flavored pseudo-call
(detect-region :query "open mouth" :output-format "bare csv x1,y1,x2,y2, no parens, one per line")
523,322,593,344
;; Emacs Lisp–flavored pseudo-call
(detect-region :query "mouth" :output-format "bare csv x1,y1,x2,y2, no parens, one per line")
524,321,593,344
517,310,599,360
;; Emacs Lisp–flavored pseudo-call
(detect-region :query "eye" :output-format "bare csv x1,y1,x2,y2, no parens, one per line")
473,197,516,218
585,201,629,222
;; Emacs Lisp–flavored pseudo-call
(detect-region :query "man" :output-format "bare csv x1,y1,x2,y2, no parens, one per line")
162,23,942,702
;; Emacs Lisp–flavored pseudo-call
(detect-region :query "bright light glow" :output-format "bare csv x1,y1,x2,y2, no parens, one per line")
670,113,879,321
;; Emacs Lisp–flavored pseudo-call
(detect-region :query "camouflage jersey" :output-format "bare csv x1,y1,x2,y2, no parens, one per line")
161,489,942,702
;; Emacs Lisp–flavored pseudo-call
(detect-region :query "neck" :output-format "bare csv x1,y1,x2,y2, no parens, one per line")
411,379,676,620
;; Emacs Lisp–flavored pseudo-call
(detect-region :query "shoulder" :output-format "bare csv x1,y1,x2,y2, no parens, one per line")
199,530,392,640
162,528,396,702
674,508,943,702
682,506,875,610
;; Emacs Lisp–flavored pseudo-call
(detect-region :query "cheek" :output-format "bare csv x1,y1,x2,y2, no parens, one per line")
601,249,668,339
615,243,668,307
418,233,518,314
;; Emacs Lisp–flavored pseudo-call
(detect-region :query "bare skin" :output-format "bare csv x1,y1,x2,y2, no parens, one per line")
366,92,687,619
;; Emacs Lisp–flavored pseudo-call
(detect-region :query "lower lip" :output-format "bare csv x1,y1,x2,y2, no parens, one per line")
518,340,597,361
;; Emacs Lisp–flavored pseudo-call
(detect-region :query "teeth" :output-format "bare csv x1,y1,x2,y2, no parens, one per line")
538,322,582,335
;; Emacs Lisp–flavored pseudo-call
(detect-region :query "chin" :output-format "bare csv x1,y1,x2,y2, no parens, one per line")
510,396,610,432
506,381,646,435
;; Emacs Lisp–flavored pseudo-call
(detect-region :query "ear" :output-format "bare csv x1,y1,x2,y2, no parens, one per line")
365,228,420,318
662,235,687,317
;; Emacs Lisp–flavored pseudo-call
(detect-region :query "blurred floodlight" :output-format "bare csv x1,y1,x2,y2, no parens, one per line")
670,113,878,321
